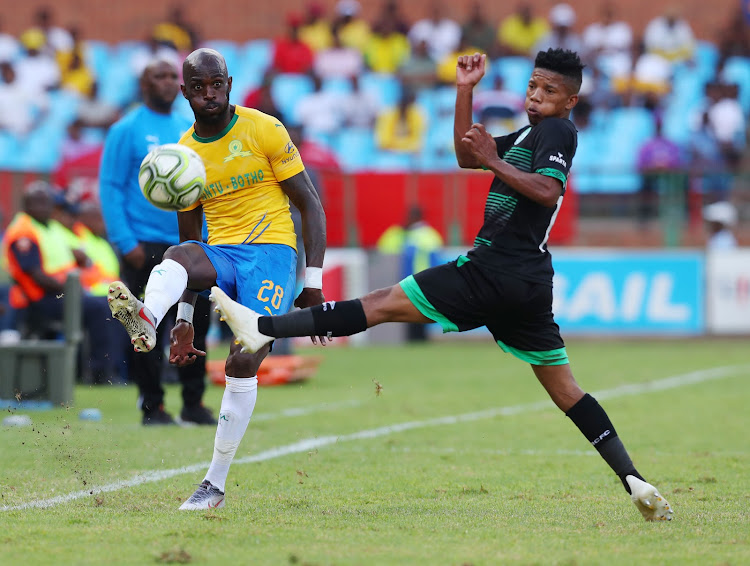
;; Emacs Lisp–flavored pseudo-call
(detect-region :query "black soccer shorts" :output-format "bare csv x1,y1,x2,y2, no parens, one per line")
399,255,569,366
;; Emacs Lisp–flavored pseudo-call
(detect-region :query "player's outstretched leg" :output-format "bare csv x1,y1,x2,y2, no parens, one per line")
626,475,674,521
210,286,273,353
179,479,225,510
108,281,157,352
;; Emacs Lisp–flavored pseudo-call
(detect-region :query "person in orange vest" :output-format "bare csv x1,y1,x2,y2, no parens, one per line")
74,201,120,296
2,181,121,383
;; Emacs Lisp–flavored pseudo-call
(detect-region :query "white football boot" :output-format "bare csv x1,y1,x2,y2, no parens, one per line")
107,281,157,353
179,480,225,510
209,286,273,353
626,475,674,521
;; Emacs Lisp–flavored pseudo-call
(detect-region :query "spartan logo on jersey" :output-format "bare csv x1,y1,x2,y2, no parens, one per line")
223,139,253,162
548,152,567,167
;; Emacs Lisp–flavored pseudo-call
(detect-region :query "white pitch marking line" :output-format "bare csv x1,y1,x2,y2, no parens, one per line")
2,364,746,512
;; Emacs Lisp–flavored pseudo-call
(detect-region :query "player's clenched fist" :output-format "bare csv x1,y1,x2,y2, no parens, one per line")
456,53,486,88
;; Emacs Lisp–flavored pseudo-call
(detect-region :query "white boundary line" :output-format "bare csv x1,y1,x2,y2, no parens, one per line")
2,364,746,512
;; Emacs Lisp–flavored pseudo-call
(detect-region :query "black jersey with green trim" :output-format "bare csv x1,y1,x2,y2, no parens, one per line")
467,117,577,286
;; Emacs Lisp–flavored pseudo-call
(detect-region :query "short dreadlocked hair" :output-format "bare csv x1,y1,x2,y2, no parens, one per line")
534,48,584,94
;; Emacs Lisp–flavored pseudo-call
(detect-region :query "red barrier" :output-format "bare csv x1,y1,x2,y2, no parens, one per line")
1,168,579,247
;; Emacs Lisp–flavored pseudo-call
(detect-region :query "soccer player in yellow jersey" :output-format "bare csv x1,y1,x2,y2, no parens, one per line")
107,48,327,510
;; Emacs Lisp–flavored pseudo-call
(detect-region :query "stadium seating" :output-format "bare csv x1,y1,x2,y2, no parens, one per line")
271,73,314,125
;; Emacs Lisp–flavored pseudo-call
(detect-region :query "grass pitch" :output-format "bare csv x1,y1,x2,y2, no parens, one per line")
1,339,748,565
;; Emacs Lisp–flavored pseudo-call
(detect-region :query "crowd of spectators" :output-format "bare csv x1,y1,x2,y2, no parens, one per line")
0,2,748,204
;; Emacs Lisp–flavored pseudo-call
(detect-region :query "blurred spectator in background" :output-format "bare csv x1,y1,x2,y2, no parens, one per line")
341,75,380,128
0,61,48,136
16,29,61,95
2,181,121,384
296,74,344,136
373,0,410,36
375,88,426,155
0,17,20,62
497,1,549,57
57,26,95,98
571,97,594,132
409,1,461,62
643,5,695,63
25,6,73,56
242,72,284,121
614,40,672,106
366,16,410,74
288,125,341,177
75,82,121,129
436,33,483,85
582,1,632,72
399,39,437,93
689,107,732,204
152,4,199,52
376,205,444,342
60,119,100,162
461,2,497,57
131,34,180,77
472,75,526,136
75,201,121,298
636,116,684,223
50,193,88,268
334,0,371,53
313,25,363,80
702,201,738,250
704,82,746,170
299,2,333,52
534,4,584,55
272,13,315,75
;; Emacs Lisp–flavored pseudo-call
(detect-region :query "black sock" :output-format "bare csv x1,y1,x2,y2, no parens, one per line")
258,299,369,338
566,393,645,494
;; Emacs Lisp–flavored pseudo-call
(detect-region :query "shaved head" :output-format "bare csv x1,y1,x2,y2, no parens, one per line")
181,48,233,131
183,48,227,82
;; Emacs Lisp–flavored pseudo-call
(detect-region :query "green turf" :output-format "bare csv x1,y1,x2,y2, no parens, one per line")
1,339,749,565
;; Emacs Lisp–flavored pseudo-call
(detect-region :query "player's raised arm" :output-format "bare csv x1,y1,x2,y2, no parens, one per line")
454,53,486,169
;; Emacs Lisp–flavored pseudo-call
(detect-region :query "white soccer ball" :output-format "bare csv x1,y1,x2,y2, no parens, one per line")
138,143,206,211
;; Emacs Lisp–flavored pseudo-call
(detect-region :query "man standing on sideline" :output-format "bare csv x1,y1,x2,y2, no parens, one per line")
106,48,327,509
210,49,674,522
100,59,213,426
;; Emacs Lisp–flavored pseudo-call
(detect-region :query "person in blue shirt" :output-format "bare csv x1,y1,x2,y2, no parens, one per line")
100,58,212,426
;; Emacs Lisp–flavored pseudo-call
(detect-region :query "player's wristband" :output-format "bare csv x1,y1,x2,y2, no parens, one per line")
304,267,323,289
176,302,194,324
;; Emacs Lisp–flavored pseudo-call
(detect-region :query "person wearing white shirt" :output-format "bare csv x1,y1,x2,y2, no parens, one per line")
0,18,20,63
643,6,695,63
313,27,363,80
295,75,344,135
703,201,738,250
583,2,632,74
16,30,60,95
0,61,48,136
408,1,461,61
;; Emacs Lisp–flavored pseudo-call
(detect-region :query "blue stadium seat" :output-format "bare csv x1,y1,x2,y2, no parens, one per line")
694,41,719,79
200,40,239,72
322,77,353,95
333,127,376,171
270,73,314,125
0,132,23,171
359,72,402,107
236,39,273,91
493,57,533,96
86,40,112,82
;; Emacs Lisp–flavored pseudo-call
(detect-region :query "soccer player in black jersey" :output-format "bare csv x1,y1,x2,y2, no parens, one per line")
209,48,673,521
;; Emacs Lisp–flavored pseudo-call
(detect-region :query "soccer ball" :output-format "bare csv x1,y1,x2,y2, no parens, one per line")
138,143,206,211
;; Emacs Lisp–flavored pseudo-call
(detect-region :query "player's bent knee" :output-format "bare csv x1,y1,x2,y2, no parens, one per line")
225,341,269,377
